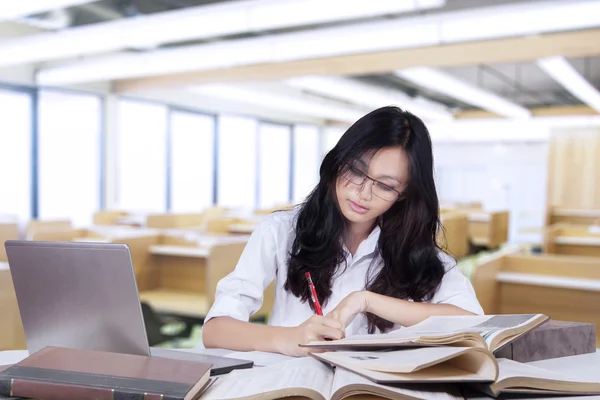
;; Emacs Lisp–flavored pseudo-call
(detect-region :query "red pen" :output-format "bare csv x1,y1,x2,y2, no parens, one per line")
305,272,323,315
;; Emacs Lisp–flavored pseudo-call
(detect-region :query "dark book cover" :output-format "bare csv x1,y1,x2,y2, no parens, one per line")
0,346,212,400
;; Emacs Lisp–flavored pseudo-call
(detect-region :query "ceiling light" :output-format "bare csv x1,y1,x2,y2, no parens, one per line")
190,84,366,124
286,76,454,122
35,0,600,85
0,1,95,20
0,0,444,68
394,67,531,119
537,56,600,114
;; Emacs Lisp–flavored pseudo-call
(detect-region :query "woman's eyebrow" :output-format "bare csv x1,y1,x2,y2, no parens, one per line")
374,174,402,183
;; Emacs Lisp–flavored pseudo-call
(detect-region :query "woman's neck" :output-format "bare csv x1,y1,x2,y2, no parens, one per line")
345,219,376,256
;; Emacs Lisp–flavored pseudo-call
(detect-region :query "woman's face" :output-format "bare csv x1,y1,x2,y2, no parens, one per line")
335,146,409,226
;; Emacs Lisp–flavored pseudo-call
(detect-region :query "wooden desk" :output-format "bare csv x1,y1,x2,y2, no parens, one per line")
439,212,469,258
228,224,257,234
0,222,19,262
466,210,509,248
472,253,600,346
548,207,600,226
72,237,111,243
141,238,273,321
149,245,210,258
544,223,600,257
0,262,26,351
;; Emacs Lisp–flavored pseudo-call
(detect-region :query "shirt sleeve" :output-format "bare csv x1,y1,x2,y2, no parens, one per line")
204,218,279,324
430,251,485,315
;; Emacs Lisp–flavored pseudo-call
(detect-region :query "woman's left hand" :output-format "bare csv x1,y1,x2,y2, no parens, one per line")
327,291,370,328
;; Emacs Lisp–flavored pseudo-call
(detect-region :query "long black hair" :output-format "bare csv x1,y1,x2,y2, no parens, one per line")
284,105,446,333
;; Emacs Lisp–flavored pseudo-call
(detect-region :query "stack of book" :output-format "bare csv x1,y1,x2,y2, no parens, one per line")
201,314,600,400
1,314,598,400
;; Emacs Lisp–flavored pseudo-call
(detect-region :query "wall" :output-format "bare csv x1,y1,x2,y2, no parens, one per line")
548,127,600,210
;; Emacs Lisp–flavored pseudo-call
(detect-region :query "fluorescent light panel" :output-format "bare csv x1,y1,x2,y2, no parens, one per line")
0,0,95,20
537,56,600,114
190,84,366,124
286,76,454,122
35,0,600,85
0,0,444,68
395,67,531,119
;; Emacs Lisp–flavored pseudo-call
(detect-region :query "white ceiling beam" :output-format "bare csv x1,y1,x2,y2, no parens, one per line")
285,75,454,122
394,67,531,119
0,0,445,68
0,1,95,20
35,0,600,85
190,84,367,124
536,56,600,114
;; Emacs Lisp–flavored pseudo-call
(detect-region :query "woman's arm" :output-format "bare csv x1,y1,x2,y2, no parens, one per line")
203,315,344,356
329,255,483,328
327,290,475,328
202,316,289,352
366,291,476,326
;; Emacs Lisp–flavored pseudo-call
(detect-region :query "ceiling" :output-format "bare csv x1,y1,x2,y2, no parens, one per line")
6,0,600,120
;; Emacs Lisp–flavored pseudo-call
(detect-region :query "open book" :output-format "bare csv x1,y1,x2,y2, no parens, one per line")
474,358,600,397
303,314,549,353
311,347,498,384
202,357,463,400
313,349,600,398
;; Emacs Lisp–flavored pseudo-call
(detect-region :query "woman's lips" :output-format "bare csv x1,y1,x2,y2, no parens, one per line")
348,200,369,214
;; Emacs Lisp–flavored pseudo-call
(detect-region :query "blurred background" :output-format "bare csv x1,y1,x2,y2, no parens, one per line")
0,0,599,351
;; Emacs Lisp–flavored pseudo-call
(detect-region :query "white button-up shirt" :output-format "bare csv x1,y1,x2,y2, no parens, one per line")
204,209,483,336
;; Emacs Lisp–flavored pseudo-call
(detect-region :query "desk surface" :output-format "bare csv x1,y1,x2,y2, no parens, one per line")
497,272,600,292
1,348,599,399
556,236,600,246
467,212,492,222
149,245,210,258
228,224,257,234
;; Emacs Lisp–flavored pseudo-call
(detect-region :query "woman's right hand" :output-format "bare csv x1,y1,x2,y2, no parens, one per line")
277,315,345,357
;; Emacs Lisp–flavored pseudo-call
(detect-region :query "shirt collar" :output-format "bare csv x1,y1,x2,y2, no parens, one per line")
344,224,381,261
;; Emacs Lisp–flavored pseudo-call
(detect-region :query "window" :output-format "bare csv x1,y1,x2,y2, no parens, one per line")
37,90,102,226
217,115,258,209
116,99,168,212
434,141,549,244
0,88,32,222
257,122,291,208
169,110,215,212
293,124,320,203
321,126,345,158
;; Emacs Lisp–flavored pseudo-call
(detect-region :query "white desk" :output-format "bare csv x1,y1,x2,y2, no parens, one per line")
149,245,210,258
497,272,600,292
228,224,256,234
1,348,599,399
467,212,492,222
555,236,600,246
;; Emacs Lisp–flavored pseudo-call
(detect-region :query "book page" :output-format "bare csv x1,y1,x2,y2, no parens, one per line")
224,351,295,367
317,347,471,373
203,357,334,400
331,368,464,400
347,315,539,344
497,358,598,383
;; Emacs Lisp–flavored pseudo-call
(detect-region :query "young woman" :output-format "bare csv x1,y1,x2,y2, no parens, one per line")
202,106,483,356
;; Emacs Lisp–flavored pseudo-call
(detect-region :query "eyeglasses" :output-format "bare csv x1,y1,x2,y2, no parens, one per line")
342,164,402,202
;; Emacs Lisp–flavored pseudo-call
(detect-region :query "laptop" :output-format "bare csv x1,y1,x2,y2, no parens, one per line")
4,240,253,375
